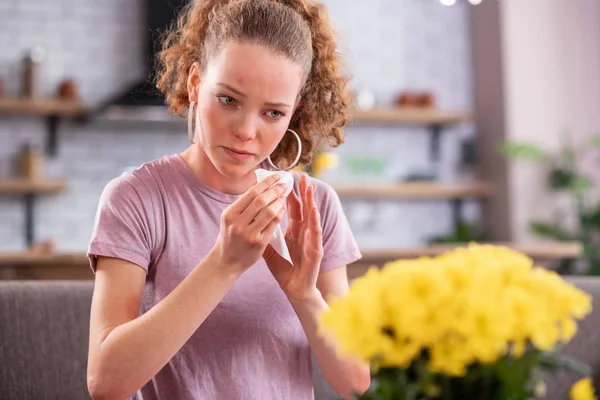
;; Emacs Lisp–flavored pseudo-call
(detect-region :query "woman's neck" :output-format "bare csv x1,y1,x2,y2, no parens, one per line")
179,145,258,195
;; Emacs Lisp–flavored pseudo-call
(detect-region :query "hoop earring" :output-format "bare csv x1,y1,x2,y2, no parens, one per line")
187,101,197,144
267,129,302,171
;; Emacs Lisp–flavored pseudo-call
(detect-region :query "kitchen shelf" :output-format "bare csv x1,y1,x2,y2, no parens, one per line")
0,98,89,117
0,178,67,247
334,181,493,235
346,241,583,279
0,179,67,195
348,107,472,164
0,97,90,156
333,181,493,199
349,107,472,125
0,252,91,280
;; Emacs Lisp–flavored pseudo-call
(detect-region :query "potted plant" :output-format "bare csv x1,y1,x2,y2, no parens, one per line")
500,136,600,275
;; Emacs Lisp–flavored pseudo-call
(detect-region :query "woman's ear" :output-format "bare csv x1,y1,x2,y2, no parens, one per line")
187,62,202,103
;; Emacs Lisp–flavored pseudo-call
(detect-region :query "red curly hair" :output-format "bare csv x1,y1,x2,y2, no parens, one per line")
154,0,352,167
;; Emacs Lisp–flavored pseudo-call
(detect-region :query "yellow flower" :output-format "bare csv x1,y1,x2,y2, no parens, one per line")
318,243,593,377
570,378,598,400
319,267,394,362
311,152,339,177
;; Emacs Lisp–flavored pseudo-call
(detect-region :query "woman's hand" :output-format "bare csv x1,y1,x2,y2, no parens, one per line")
211,173,289,276
263,175,324,303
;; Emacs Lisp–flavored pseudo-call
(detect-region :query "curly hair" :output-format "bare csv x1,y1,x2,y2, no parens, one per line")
154,0,352,167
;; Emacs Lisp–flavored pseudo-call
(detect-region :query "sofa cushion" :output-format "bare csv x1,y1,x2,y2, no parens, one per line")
0,280,94,400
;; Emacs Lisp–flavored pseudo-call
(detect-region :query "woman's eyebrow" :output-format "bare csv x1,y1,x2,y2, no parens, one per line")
216,82,292,108
217,82,246,97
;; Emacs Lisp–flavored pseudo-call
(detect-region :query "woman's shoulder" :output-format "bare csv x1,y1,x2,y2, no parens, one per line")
102,154,180,198
98,155,183,214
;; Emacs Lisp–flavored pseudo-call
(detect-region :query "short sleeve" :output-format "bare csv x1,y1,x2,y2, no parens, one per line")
87,173,156,274
307,176,362,272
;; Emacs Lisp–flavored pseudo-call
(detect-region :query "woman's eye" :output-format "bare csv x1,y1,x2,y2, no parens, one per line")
218,96,237,107
267,110,283,119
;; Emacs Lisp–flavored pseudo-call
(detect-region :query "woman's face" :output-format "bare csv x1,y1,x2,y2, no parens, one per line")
189,41,304,179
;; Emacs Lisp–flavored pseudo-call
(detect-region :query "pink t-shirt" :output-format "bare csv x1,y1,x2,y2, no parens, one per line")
87,154,362,400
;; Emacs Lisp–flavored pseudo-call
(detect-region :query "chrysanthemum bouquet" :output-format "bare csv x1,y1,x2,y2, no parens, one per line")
319,244,598,400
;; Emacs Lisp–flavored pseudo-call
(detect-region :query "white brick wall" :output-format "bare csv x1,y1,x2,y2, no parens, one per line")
0,0,478,252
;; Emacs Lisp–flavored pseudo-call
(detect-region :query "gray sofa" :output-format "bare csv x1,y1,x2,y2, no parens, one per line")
1,278,599,400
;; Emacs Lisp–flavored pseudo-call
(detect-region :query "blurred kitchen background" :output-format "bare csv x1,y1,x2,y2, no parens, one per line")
1,0,599,279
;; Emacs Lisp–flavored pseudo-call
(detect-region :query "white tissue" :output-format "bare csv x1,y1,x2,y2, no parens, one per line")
255,168,294,265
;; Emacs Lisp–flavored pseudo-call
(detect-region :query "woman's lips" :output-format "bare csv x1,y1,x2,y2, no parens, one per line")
223,146,254,161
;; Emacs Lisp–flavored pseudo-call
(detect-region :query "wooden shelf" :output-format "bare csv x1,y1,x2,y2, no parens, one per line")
0,252,91,280
347,242,583,279
0,98,89,117
334,182,493,199
0,179,67,195
349,107,472,125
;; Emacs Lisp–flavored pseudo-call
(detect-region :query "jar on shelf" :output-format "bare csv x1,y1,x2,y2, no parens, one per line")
20,46,47,99
18,144,44,181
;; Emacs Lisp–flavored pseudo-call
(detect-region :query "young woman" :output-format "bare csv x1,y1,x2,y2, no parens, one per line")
86,0,370,399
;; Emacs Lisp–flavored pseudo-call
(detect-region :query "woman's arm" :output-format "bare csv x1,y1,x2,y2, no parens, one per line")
87,251,240,400
291,266,371,400
264,176,370,398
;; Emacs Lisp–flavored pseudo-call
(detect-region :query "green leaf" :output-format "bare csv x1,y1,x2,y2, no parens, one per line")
491,350,545,399
580,206,600,229
529,221,574,241
586,259,600,276
538,352,592,376
548,168,576,190
499,141,548,162
569,176,593,194
548,168,592,194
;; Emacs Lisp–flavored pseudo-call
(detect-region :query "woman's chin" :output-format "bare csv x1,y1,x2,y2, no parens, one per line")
216,161,258,179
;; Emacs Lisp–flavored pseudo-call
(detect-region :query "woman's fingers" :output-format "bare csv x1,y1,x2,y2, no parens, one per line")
300,175,310,223
309,189,320,231
229,173,281,215
249,197,286,234
260,206,287,237
287,188,302,222
240,183,288,226
307,186,322,244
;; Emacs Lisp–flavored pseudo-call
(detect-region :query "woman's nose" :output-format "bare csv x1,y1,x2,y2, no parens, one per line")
233,115,257,141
